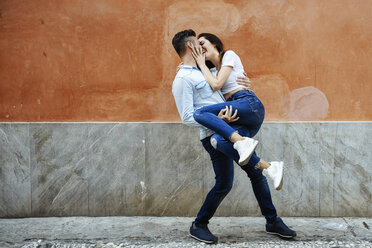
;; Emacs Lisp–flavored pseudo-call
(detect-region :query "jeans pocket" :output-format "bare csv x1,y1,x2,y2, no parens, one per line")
249,98,265,121
195,80,213,99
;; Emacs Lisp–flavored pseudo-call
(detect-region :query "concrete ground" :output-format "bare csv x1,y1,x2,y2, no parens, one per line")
0,217,371,248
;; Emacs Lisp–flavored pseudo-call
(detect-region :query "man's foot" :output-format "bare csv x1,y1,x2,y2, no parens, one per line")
266,217,296,238
233,137,258,166
189,221,218,244
262,161,284,190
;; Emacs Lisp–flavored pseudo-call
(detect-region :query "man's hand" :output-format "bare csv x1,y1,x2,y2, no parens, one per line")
218,106,239,123
237,72,251,89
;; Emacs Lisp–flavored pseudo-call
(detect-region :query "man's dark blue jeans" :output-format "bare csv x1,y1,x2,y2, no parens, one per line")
195,125,277,225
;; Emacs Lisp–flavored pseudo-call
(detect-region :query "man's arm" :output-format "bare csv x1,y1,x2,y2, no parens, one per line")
172,77,203,127
236,72,251,89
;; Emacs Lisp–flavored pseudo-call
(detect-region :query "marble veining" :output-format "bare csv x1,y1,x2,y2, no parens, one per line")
0,124,30,217
0,122,371,217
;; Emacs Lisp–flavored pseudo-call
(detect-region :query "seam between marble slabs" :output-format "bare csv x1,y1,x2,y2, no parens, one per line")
28,123,32,216
332,123,339,217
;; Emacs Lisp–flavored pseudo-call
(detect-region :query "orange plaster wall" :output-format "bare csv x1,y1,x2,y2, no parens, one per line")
0,0,371,121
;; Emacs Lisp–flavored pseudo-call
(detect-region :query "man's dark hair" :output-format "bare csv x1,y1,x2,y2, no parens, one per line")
172,29,196,57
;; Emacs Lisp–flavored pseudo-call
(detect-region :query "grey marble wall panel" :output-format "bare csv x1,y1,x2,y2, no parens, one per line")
257,123,289,217
144,123,207,217
87,123,146,216
259,123,340,217
0,122,371,217
29,124,90,216
275,123,321,217
333,123,372,217
317,123,338,216
0,124,30,217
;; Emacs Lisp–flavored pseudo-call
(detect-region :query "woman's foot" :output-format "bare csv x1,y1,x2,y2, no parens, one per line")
262,161,284,190
233,137,258,166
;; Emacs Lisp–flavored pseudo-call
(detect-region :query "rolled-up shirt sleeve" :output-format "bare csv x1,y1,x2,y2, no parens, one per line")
172,77,202,128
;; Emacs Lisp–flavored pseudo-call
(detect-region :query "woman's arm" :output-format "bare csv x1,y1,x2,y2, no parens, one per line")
191,46,232,91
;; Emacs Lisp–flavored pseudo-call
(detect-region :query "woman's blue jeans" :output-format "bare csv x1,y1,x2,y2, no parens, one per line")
194,89,265,139
193,89,265,167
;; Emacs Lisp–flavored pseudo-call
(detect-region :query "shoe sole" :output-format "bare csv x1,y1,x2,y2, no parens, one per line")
276,175,283,190
266,231,296,239
275,162,284,190
189,234,217,244
239,140,258,166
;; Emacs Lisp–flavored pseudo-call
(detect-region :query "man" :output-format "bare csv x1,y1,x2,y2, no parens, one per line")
171,29,296,244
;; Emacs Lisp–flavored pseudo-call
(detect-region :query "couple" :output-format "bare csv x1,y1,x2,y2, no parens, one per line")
171,29,296,244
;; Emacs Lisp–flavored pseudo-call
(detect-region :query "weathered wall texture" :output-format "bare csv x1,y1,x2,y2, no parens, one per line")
1,122,371,218
0,0,371,121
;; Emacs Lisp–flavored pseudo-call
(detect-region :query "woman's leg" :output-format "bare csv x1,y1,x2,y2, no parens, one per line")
227,95,265,129
194,93,266,166
194,95,265,139
194,100,259,165
193,101,244,142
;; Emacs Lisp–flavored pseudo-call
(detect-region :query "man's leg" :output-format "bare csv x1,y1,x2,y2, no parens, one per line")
190,136,234,244
211,126,296,238
211,131,277,221
239,155,296,238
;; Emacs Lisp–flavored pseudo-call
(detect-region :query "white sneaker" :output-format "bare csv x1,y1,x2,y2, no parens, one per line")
263,161,284,190
233,137,258,166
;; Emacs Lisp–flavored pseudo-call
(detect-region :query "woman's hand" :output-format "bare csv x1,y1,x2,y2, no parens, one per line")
191,45,206,68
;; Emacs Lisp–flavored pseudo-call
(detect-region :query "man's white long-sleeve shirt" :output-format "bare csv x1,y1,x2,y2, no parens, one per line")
172,65,225,140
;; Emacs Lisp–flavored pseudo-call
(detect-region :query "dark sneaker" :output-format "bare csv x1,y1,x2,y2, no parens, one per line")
189,221,218,244
266,217,296,238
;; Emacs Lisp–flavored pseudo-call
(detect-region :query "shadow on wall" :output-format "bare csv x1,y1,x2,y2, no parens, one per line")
163,0,337,121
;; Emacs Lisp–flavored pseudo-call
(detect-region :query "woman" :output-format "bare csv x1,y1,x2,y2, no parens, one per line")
191,33,283,190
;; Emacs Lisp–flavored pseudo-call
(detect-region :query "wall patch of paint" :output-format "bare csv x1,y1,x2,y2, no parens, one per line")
286,86,329,120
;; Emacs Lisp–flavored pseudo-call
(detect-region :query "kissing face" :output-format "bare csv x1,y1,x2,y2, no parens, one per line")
198,36,218,60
